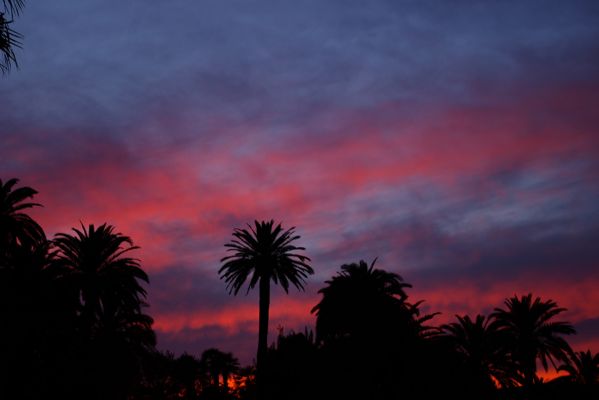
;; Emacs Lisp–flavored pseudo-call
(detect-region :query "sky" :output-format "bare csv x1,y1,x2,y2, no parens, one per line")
2,0,599,366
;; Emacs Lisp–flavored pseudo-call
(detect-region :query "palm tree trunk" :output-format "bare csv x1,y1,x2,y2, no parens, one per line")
256,275,270,400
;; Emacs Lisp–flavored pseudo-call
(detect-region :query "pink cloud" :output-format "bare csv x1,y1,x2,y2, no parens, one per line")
5,81,598,359
153,295,317,337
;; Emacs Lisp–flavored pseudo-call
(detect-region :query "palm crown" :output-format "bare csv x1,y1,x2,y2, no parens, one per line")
558,350,599,385
52,223,149,326
220,220,312,400
441,314,516,388
491,293,575,385
219,220,313,294
311,259,414,343
0,178,45,250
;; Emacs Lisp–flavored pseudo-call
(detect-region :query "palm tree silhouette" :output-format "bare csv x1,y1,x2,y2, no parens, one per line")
219,220,312,399
0,178,45,253
200,348,240,391
311,258,413,344
558,350,599,385
491,293,575,387
311,259,432,399
440,314,516,389
52,223,149,333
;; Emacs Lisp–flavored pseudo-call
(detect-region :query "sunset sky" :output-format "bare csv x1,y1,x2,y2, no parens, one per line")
2,1,599,365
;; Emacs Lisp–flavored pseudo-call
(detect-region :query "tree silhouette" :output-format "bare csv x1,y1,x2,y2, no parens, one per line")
51,223,152,399
0,237,55,398
311,258,414,344
219,220,312,399
440,314,517,390
558,350,599,385
491,293,575,387
0,0,24,73
0,178,71,398
0,178,45,254
265,329,320,400
52,223,149,333
172,353,202,399
200,348,240,392
311,259,434,399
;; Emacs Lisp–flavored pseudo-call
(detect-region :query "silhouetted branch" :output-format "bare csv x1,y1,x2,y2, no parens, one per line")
0,12,22,73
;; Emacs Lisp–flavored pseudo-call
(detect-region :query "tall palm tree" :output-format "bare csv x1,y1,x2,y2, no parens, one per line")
490,293,575,386
52,223,149,333
440,314,517,389
558,350,599,385
219,220,312,399
0,178,45,253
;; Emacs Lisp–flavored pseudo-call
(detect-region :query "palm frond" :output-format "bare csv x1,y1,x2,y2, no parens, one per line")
0,12,22,73
52,223,149,328
2,0,25,17
1,178,45,248
219,220,313,295
490,293,574,385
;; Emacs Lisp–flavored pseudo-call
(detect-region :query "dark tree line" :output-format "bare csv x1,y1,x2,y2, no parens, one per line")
0,178,156,399
260,263,598,400
1,177,598,400
0,178,252,400
220,218,598,400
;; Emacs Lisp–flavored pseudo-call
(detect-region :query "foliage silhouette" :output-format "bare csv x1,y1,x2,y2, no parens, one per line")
0,0,24,73
219,220,312,399
132,351,204,399
49,223,153,399
200,348,240,392
264,328,320,400
174,352,202,399
0,177,45,253
440,314,517,391
558,349,599,385
52,223,149,333
0,178,53,398
2,176,599,399
311,258,419,344
0,239,56,398
311,259,440,400
491,293,575,387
